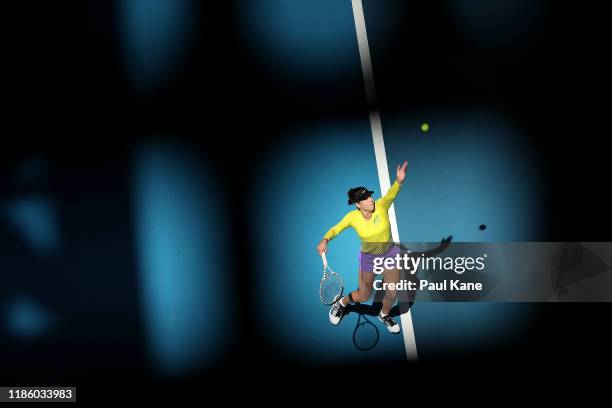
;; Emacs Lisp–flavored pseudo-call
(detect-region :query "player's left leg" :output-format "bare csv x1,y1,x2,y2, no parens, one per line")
329,270,374,326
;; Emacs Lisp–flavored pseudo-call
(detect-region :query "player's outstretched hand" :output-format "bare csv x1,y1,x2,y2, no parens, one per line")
396,161,408,185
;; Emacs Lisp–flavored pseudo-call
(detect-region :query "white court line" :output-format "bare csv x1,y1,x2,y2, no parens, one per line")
351,0,418,362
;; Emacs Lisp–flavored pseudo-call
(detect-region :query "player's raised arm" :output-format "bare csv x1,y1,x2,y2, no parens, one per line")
378,161,408,210
396,160,408,186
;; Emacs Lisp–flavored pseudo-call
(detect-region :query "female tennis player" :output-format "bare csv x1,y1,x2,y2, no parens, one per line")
317,161,408,334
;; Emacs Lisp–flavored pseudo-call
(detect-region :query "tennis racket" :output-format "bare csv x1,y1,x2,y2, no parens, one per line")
319,253,344,305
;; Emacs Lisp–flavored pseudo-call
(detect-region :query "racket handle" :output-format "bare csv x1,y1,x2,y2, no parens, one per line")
321,252,328,267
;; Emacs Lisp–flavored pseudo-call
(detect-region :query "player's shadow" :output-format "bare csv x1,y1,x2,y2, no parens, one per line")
344,301,411,318
343,290,415,352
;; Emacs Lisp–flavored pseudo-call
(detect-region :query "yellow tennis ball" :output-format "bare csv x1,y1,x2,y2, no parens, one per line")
421,123,430,132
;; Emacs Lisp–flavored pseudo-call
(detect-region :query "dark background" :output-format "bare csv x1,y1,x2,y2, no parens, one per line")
1,0,610,399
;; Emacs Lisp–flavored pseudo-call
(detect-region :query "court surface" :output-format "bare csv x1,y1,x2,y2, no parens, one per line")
249,0,544,364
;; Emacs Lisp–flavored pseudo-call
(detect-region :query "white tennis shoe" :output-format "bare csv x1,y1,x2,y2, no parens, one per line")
378,312,401,334
329,300,346,326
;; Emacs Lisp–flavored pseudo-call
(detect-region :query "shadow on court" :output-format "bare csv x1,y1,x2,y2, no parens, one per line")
345,301,412,318
344,287,415,351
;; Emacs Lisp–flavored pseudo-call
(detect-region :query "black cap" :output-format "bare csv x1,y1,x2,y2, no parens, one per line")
347,187,374,205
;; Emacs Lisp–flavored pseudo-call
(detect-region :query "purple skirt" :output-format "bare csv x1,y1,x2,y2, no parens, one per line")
358,244,401,273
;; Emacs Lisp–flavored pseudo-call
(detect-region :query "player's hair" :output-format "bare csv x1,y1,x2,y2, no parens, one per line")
347,187,373,205
347,188,359,205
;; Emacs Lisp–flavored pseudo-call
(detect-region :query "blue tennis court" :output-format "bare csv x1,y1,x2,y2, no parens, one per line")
249,0,545,364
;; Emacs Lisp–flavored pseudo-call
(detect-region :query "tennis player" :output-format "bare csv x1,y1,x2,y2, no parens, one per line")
317,161,408,334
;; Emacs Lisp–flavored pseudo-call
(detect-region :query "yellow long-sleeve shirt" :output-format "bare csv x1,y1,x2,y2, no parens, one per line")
323,181,401,255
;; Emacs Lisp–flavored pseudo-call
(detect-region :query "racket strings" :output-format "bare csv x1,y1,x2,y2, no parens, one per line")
320,273,344,305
